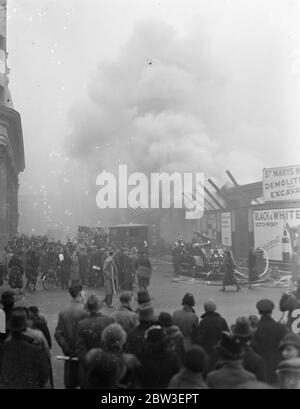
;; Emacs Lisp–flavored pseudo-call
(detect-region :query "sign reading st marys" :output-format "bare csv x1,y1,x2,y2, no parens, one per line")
263,165,300,202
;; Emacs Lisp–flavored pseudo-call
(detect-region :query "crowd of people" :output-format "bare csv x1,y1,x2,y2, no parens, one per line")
1,233,300,389
0,234,153,307
1,281,300,389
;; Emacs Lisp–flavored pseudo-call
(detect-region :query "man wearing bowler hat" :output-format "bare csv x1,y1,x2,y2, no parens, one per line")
207,331,256,389
232,316,266,382
125,301,156,358
252,299,288,385
0,307,50,388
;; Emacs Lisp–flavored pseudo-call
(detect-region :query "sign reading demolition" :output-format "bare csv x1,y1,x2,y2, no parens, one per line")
253,208,300,261
263,165,300,202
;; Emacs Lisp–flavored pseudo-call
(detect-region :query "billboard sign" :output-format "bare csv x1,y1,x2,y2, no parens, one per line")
221,212,232,246
253,208,300,261
263,165,300,202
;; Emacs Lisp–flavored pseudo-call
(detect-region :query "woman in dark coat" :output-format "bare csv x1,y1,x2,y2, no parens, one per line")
159,312,185,367
101,323,140,389
248,248,258,290
221,250,240,292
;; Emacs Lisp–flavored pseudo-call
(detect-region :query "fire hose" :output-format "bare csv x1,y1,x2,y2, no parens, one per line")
152,250,272,286
234,247,270,280
205,247,270,286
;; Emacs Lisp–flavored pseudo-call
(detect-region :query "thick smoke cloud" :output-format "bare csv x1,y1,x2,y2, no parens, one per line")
65,2,299,189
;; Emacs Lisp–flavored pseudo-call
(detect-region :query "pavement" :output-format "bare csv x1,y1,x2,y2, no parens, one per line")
1,259,288,389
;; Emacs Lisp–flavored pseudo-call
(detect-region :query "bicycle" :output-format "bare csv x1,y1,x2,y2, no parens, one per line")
42,268,61,290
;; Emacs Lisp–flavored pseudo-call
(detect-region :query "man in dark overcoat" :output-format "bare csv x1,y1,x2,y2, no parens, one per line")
194,299,229,370
76,294,114,388
54,284,88,388
252,299,289,385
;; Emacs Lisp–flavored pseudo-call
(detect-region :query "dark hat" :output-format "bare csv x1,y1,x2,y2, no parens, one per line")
217,331,244,359
138,304,155,322
182,293,195,307
119,291,132,304
1,290,15,308
137,290,151,305
279,334,300,351
8,307,28,332
232,317,252,339
28,306,39,315
158,312,173,327
145,325,164,343
256,299,275,314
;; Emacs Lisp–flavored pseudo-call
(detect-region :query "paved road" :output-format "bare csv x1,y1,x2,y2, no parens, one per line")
1,259,287,389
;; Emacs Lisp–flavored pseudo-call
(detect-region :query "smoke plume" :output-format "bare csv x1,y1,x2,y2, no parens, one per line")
64,3,299,192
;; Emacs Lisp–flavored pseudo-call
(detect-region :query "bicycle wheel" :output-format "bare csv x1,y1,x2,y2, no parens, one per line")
42,274,56,290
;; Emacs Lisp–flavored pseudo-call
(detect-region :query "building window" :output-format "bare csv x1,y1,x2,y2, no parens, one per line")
0,35,5,51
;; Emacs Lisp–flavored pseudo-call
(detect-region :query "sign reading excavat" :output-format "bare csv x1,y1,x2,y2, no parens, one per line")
263,165,300,202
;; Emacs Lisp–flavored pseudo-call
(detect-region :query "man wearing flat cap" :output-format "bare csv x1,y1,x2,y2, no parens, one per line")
252,299,288,385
